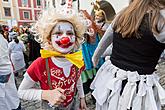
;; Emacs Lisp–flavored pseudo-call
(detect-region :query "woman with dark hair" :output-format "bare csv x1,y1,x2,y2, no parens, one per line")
91,0,165,110
8,32,26,77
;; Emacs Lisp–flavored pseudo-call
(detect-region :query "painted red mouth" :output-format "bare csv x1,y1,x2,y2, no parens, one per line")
55,41,73,48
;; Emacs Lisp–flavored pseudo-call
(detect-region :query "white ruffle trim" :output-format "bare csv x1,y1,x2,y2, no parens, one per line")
90,60,165,110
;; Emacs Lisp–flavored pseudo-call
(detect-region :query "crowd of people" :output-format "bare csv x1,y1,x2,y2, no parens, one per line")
0,24,41,110
0,0,165,110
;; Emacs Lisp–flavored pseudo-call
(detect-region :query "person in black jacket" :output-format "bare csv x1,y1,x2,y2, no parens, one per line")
28,32,41,62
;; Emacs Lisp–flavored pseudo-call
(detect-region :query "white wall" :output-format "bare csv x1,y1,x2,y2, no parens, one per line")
79,0,129,14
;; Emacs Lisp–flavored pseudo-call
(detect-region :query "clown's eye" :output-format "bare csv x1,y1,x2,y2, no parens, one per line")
55,32,63,36
66,32,74,36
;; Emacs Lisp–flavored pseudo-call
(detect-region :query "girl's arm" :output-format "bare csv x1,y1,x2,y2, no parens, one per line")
76,76,88,109
18,72,66,106
18,72,42,100
92,24,114,67
154,9,165,44
76,76,85,98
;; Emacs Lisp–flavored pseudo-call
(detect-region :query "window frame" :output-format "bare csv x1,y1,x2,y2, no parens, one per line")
23,11,30,19
3,0,9,2
36,0,41,6
4,7,11,17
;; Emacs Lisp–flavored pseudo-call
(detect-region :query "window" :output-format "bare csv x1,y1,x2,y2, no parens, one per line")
36,0,41,6
4,7,11,16
3,0,9,2
22,0,28,6
23,11,30,19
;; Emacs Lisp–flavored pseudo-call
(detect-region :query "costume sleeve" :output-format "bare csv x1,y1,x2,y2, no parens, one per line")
18,72,42,101
102,43,113,57
92,24,114,65
26,58,41,82
8,43,12,55
0,36,12,75
154,9,165,44
76,76,85,98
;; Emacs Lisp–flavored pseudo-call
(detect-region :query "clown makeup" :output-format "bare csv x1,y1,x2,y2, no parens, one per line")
51,22,76,53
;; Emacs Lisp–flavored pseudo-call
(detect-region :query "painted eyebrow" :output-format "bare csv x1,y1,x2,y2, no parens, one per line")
66,29,75,35
58,26,61,31
66,26,74,32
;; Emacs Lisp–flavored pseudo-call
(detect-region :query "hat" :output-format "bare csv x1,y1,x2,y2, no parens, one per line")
34,8,87,48
91,0,116,22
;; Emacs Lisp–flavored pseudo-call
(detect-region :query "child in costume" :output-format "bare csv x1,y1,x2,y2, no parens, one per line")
80,10,104,95
91,0,165,110
18,7,88,110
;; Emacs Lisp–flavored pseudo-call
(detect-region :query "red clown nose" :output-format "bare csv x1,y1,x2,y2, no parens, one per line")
60,37,70,45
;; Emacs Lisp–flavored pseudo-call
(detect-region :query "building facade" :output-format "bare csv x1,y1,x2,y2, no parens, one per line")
17,0,46,26
0,0,46,27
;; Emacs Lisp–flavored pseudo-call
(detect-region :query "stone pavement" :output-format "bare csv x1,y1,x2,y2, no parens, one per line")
16,61,165,110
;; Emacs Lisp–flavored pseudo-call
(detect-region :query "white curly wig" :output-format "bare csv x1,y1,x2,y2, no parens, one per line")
34,8,87,50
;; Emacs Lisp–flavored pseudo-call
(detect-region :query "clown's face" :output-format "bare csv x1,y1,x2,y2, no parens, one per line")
51,22,76,53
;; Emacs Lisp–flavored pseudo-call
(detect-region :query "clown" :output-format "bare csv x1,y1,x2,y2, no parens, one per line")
18,7,88,110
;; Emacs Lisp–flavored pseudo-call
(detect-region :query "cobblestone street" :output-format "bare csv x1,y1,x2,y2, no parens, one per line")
16,62,165,110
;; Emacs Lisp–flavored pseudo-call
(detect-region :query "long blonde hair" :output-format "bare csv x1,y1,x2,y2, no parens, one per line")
113,0,165,38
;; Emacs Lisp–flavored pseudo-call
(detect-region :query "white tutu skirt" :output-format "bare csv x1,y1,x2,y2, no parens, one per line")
90,60,165,110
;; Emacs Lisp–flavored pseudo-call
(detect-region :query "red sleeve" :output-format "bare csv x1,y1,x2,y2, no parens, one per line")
27,57,45,82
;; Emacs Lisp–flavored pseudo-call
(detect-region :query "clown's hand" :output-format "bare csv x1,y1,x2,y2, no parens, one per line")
79,98,88,110
92,55,99,67
42,88,66,106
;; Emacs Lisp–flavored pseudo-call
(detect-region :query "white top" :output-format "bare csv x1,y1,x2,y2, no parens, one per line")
8,40,26,71
0,34,20,110
0,34,12,75
18,57,85,101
